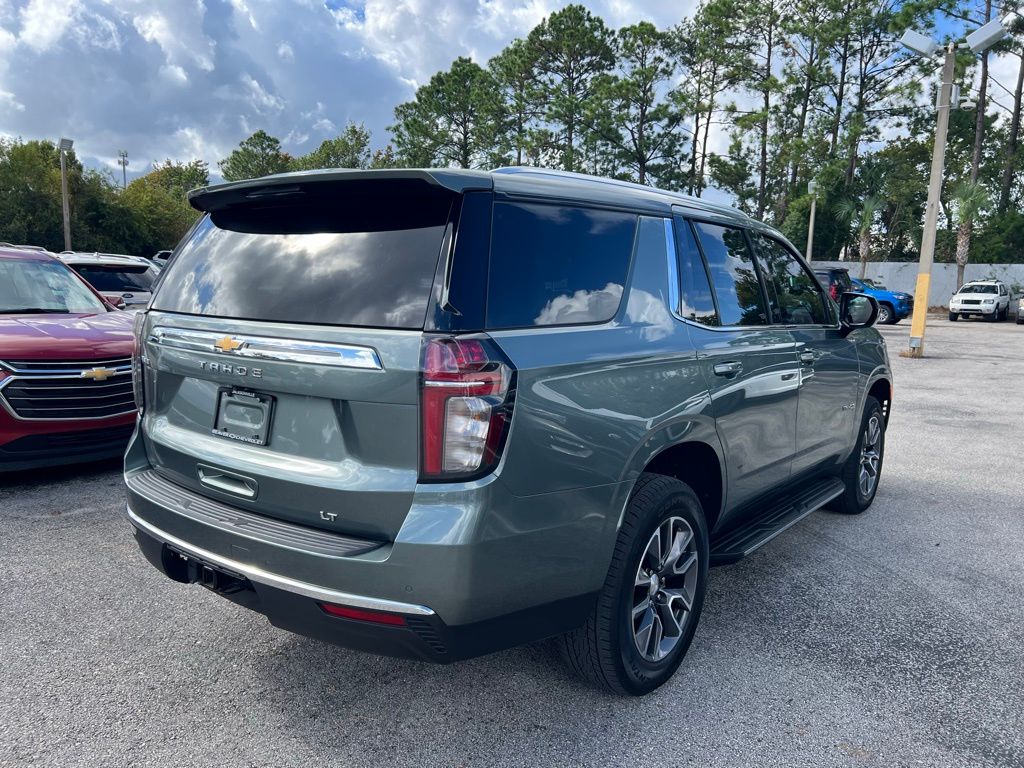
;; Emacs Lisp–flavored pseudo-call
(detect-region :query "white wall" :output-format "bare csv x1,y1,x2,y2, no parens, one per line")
812,261,1024,307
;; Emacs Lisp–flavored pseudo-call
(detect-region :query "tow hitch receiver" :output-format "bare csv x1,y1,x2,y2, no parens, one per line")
162,546,249,595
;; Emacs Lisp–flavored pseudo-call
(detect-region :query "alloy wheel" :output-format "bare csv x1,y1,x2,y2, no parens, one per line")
631,516,699,663
858,414,882,498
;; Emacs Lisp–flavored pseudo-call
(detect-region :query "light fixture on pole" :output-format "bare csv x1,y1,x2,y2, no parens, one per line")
58,137,74,252
805,179,819,262
901,18,1009,359
117,150,129,189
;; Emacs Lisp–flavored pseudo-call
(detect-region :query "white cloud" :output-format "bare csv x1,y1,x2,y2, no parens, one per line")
17,0,79,52
159,63,187,84
0,0,702,181
132,7,215,72
241,73,284,113
0,88,25,111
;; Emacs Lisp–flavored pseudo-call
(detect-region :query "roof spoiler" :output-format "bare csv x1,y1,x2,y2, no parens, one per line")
188,169,493,213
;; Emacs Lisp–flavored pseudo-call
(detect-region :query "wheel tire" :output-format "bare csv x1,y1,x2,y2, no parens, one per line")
987,310,999,322
560,473,709,696
877,303,894,324
829,396,885,515
948,312,958,322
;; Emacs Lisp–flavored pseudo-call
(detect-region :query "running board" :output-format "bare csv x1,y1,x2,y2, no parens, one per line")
710,477,845,566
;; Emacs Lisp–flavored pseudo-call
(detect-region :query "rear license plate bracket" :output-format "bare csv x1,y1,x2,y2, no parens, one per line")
212,387,275,446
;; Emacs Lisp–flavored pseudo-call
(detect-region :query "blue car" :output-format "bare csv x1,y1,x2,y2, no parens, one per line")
851,278,913,324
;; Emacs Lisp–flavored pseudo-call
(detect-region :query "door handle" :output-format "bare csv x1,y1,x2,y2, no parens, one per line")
713,361,743,378
799,350,817,365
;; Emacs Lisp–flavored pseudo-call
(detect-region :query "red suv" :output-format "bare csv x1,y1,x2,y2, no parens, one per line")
0,247,137,470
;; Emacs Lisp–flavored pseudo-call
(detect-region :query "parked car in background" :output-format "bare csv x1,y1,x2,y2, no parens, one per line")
813,266,855,303
151,250,173,268
126,167,891,696
0,247,136,470
58,252,159,309
948,280,1011,322
850,278,913,325
1017,294,1024,325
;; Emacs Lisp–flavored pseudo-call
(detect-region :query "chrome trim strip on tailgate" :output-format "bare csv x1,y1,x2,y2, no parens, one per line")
149,327,383,370
127,505,435,616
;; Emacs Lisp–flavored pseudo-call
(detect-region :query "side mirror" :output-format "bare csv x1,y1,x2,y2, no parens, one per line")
114,298,128,310
839,292,878,335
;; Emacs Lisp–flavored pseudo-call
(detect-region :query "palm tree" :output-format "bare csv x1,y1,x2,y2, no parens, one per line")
836,195,883,279
951,182,989,290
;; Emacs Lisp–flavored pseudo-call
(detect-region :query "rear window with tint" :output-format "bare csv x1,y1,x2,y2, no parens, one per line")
152,191,451,328
73,265,157,292
487,202,637,329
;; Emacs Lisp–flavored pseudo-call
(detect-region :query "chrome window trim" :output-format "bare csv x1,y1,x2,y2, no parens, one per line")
126,504,435,616
149,327,384,370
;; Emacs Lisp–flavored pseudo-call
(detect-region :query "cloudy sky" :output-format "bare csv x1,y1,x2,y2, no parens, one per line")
0,0,693,181
0,0,1018,185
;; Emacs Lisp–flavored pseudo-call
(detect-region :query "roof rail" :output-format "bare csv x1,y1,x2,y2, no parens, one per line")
492,166,749,220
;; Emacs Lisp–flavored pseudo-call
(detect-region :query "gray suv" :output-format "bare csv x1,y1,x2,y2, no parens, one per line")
125,168,891,695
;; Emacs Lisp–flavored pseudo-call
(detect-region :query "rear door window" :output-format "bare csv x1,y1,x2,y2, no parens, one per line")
487,202,637,329
151,192,452,328
691,222,769,327
751,233,828,325
674,218,719,326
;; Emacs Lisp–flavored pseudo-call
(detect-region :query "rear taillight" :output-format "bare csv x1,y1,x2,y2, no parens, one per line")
131,311,146,414
420,336,515,481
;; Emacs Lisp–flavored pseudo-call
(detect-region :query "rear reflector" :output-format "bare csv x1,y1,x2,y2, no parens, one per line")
319,602,407,626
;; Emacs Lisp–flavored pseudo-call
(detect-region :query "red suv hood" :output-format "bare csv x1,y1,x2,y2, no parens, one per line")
0,311,135,362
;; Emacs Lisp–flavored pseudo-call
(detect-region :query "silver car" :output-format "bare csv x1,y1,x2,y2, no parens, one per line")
58,252,159,309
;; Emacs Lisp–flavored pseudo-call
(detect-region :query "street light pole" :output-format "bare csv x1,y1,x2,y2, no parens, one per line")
805,180,818,262
58,137,74,252
906,44,956,359
117,150,129,189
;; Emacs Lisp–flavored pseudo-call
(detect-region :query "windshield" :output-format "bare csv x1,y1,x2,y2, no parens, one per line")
71,264,157,292
0,258,107,313
959,284,997,294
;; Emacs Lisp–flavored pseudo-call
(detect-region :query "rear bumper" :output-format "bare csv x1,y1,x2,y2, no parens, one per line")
124,424,622,660
130,510,595,662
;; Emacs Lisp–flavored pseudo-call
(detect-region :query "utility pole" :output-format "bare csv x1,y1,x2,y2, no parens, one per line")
901,17,1010,357
58,137,74,252
805,180,818,262
118,150,129,189
906,44,956,359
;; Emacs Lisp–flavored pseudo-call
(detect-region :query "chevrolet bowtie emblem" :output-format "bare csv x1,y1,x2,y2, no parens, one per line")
214,336,243,353
81,367,116,382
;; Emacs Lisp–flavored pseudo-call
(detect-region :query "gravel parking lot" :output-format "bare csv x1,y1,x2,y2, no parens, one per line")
2,318,1022,768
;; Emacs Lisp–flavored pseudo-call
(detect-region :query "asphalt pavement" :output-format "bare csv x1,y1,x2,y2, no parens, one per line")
2,318,1023,767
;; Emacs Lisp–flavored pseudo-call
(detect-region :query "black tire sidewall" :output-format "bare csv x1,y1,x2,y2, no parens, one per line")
853,399,885,509
612,478,709,695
